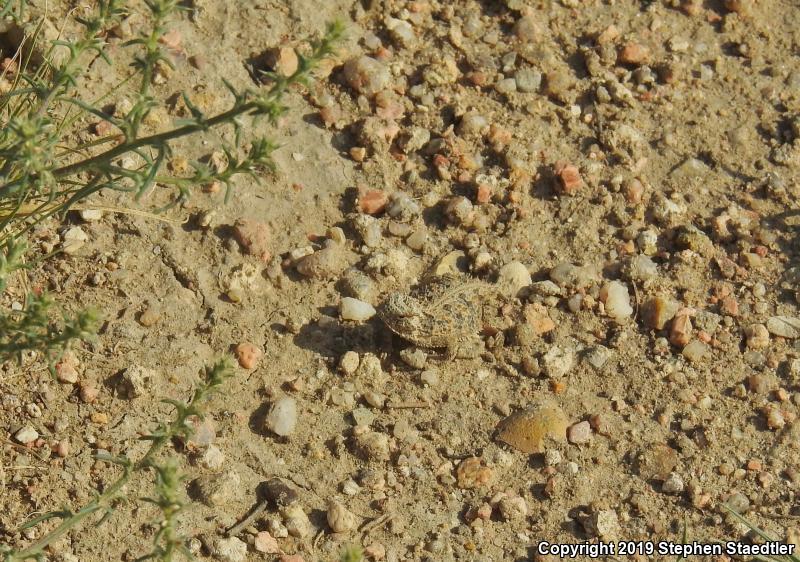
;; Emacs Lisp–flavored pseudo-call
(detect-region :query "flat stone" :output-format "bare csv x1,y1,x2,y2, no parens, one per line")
766,316,800,338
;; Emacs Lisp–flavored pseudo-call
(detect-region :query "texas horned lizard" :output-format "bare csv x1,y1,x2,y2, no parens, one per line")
377,274,494,358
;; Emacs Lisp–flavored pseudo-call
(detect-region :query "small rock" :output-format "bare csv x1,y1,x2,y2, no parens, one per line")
197,471,241,507
343,56,390,96
14,426,38,444
766,316,800,339
61,227,88,255
584,346,611,371
215,537,247,562
744,324,770,350
296,247,347,279
497,261,531,298
498,496,528,521
79,209,103,222
235,342,262,369
359,190,388,215
254,531,281,554
682,340,709,363
496,403,569,453
266,397,297,437
353,431,390,462
662,472,685,494
198,445,225,471
514,68,542,92
456,457,493,489
138,306,161,327
618,42,651,65
587,510,620,540
542,346,575,378
327,500,358,533
264,46,298,77
600,281,633,321
642,296,680,330
55,357,80,384
233,219,271,262
339,351,360,375
282,505,313,538
513,15,539,42
120,365,156,398
637,444,678,481
554,161,583,195
567,421,592,444
340,298,376,322
399,348,427,369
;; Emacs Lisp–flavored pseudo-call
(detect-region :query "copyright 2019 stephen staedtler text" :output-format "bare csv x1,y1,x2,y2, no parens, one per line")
537,540,795,558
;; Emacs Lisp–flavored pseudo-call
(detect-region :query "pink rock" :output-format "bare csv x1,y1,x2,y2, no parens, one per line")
233,219,271,262
568,421,592,444
254,531,281,554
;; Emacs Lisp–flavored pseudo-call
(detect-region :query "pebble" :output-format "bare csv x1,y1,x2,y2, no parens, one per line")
405,229,427,251
420,369,439,386
120,365,156,398
359,190,388,215
340,297,376,322
399,348,427,369
253,531,280,554
327,500,358,533
55,356,80,384
495,77,517,94
514,15,539,42
339,351,359,375
444,196,474,226
386,192,420,222
14,425,38,444
385,16,416,49
628,254,658,282
554,161,583,195
79,209,103,222
232,218,271,262
264,46,298,77
61,227,88,255
341,270,377,303
342,56,390,96
456,457,493,489
138,306,160,327
682,340,709,363
282,505,313,538
618,42,651,65
79,383,99,403
744,324,770,350
234,343,262,369
353,215,383,247
498,496,528,521
587,510,620,540
766,316,800,338
214,537,247,562
497,261,531,298
266,397,297,437
662,472,685,494
600,281,633,321
496,403,569,453
642,296,680,330
197,470,241,507
584,345,611,371
542,345,575,378
637,444,678,481
353,430,390,462
567,421,592,444
198,445,225,471
514,68,542,92
295,247,347,279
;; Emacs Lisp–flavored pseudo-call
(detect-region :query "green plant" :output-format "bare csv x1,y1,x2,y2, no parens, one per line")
0,0,342,362
340,545,364,562
0,359,234,561
724,506,800,562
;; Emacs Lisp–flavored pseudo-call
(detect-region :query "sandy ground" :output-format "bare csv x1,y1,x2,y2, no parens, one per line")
1,0,800,561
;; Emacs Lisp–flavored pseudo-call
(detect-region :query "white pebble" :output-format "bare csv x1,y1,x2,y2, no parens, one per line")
14,425,38,444
340,297,376,322
266,397,297,437
601,281,633,321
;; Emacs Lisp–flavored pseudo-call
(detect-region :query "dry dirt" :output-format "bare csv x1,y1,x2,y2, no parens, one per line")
2,0,800,561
